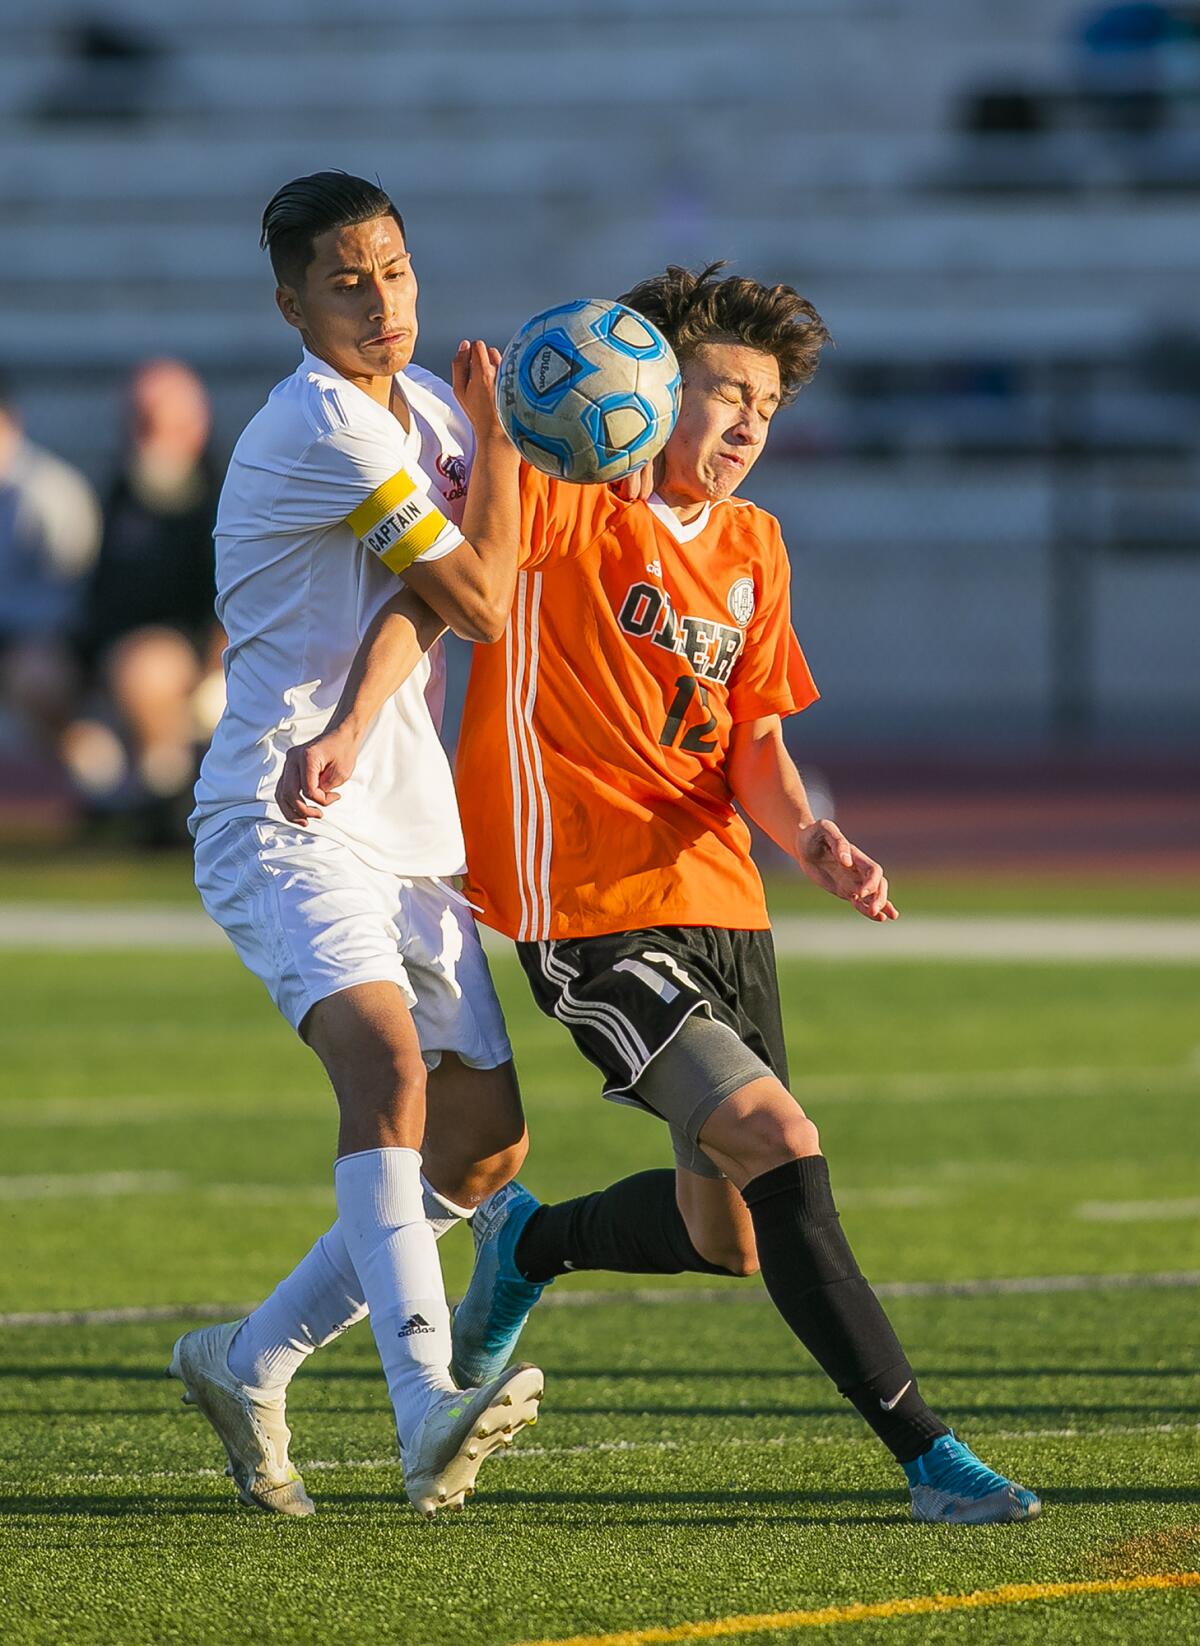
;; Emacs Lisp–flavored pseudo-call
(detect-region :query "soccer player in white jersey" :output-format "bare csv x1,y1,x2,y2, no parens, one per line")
171,173,541,1519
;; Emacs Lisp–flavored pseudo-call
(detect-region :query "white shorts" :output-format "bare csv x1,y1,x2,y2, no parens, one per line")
194,818,512,1070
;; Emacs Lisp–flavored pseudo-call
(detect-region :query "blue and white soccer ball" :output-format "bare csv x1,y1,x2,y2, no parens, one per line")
496,298,681,484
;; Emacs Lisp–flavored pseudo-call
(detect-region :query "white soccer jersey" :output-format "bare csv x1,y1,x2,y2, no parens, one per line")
190,348,474,876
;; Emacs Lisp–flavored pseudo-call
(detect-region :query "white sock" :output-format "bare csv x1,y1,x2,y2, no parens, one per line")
422,1175,474,1241
225,1179,471,1391
227,1223,368,1391
334,1146,455,1447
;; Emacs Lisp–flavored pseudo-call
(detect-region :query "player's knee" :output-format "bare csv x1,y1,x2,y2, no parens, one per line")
352,1048,426,1131
438,1128,527,1206
382,1057,427,1114
479,1129,528,1195
737,1103,820,1173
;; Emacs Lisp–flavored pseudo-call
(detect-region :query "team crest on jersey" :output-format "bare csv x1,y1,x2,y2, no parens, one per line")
436,452,468,501
727,577,756,627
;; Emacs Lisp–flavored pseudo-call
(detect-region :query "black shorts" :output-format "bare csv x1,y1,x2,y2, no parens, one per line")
516,926,789,1172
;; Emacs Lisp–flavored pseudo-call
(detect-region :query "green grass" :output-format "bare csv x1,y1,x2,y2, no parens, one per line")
1,945,1198,1644
1,846,1198,916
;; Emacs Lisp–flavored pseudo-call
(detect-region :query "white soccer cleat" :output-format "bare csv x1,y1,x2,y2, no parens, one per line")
167,1320,315,1517
401,1361,544,1518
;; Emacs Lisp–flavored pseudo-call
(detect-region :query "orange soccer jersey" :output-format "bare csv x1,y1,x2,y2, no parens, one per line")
457,465,818,941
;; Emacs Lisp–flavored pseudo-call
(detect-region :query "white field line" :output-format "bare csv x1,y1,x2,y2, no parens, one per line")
0,1097,228,1128
36,1424,1200,1489
3,904,1200,962
2,1269,1198,1328
0,1172,939,1212
799,1063,1199,1106
0,1171,183,1200
0,1171,330,1206
1076,1197,1200,1222
0,906,227,950
1,1060,1196,1131
768,914,1200,963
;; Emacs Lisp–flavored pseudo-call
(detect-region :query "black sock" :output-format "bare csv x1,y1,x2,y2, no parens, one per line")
741,1155,948,1464
515,1169,734,1282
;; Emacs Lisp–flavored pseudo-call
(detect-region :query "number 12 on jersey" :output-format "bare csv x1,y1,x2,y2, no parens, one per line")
658,674,718,753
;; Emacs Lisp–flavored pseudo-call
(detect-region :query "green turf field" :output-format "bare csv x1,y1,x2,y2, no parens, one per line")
1,935,1198,1644
1,846,1199,916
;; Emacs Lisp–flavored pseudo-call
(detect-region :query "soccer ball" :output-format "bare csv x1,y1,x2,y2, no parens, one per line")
495,298,681,484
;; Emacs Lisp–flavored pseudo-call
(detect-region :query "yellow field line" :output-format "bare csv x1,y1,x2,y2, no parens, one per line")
511,1572,1200,1646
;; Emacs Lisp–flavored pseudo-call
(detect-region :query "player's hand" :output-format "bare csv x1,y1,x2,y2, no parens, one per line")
452,339,506,442
797,819,899,922
275,728,361,825
609,463,655,504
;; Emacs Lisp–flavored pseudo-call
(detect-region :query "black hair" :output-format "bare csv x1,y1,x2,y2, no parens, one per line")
621,262,829,405
260,171,405,287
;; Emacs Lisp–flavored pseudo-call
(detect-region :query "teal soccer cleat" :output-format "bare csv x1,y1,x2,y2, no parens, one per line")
450,1182,551,1389
905,1433,1042,1525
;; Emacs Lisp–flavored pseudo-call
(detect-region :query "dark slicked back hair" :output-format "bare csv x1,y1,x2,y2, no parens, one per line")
260,171,405,288
620,262,829,405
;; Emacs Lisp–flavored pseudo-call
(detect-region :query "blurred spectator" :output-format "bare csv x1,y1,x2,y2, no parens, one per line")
63,359,224,844
36,18,167,125
0,374,101,760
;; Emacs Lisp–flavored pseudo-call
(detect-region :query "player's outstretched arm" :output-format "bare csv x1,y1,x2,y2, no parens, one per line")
402,340,521,645
275,587,445,824
726,715,898,922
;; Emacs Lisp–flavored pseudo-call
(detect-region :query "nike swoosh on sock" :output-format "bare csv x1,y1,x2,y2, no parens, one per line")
880,1379,913,1411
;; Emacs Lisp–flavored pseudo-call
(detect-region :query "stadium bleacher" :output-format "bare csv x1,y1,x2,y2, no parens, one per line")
2,0,1197,745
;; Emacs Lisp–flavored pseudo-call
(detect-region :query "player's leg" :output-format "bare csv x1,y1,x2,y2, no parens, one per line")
450,950,771,1388
696,1071,948,1452
303,981,545,1514
176,824,540,1514
507,1115,759,1289
696,1077,1039,1522
225,1053,527,1400
303,981,454,1432
421,1053,528,1217
673,1171,758,1277
219,895,528,1399
449,1151,748,1388
172,980,459,1513
186,1047,535,1516
454,923,1038,1522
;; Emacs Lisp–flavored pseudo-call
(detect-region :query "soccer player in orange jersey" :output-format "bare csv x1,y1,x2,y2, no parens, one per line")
277,264,1040,1525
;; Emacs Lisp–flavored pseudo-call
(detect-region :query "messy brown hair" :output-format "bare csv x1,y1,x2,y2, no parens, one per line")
620,262,829,405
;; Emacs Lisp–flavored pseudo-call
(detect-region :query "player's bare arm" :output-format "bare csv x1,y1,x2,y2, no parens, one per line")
276,584,445,824
403,339,521,644
726,714,898,921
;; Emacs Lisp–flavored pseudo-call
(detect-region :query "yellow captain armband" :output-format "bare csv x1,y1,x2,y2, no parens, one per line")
345,469,452,574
